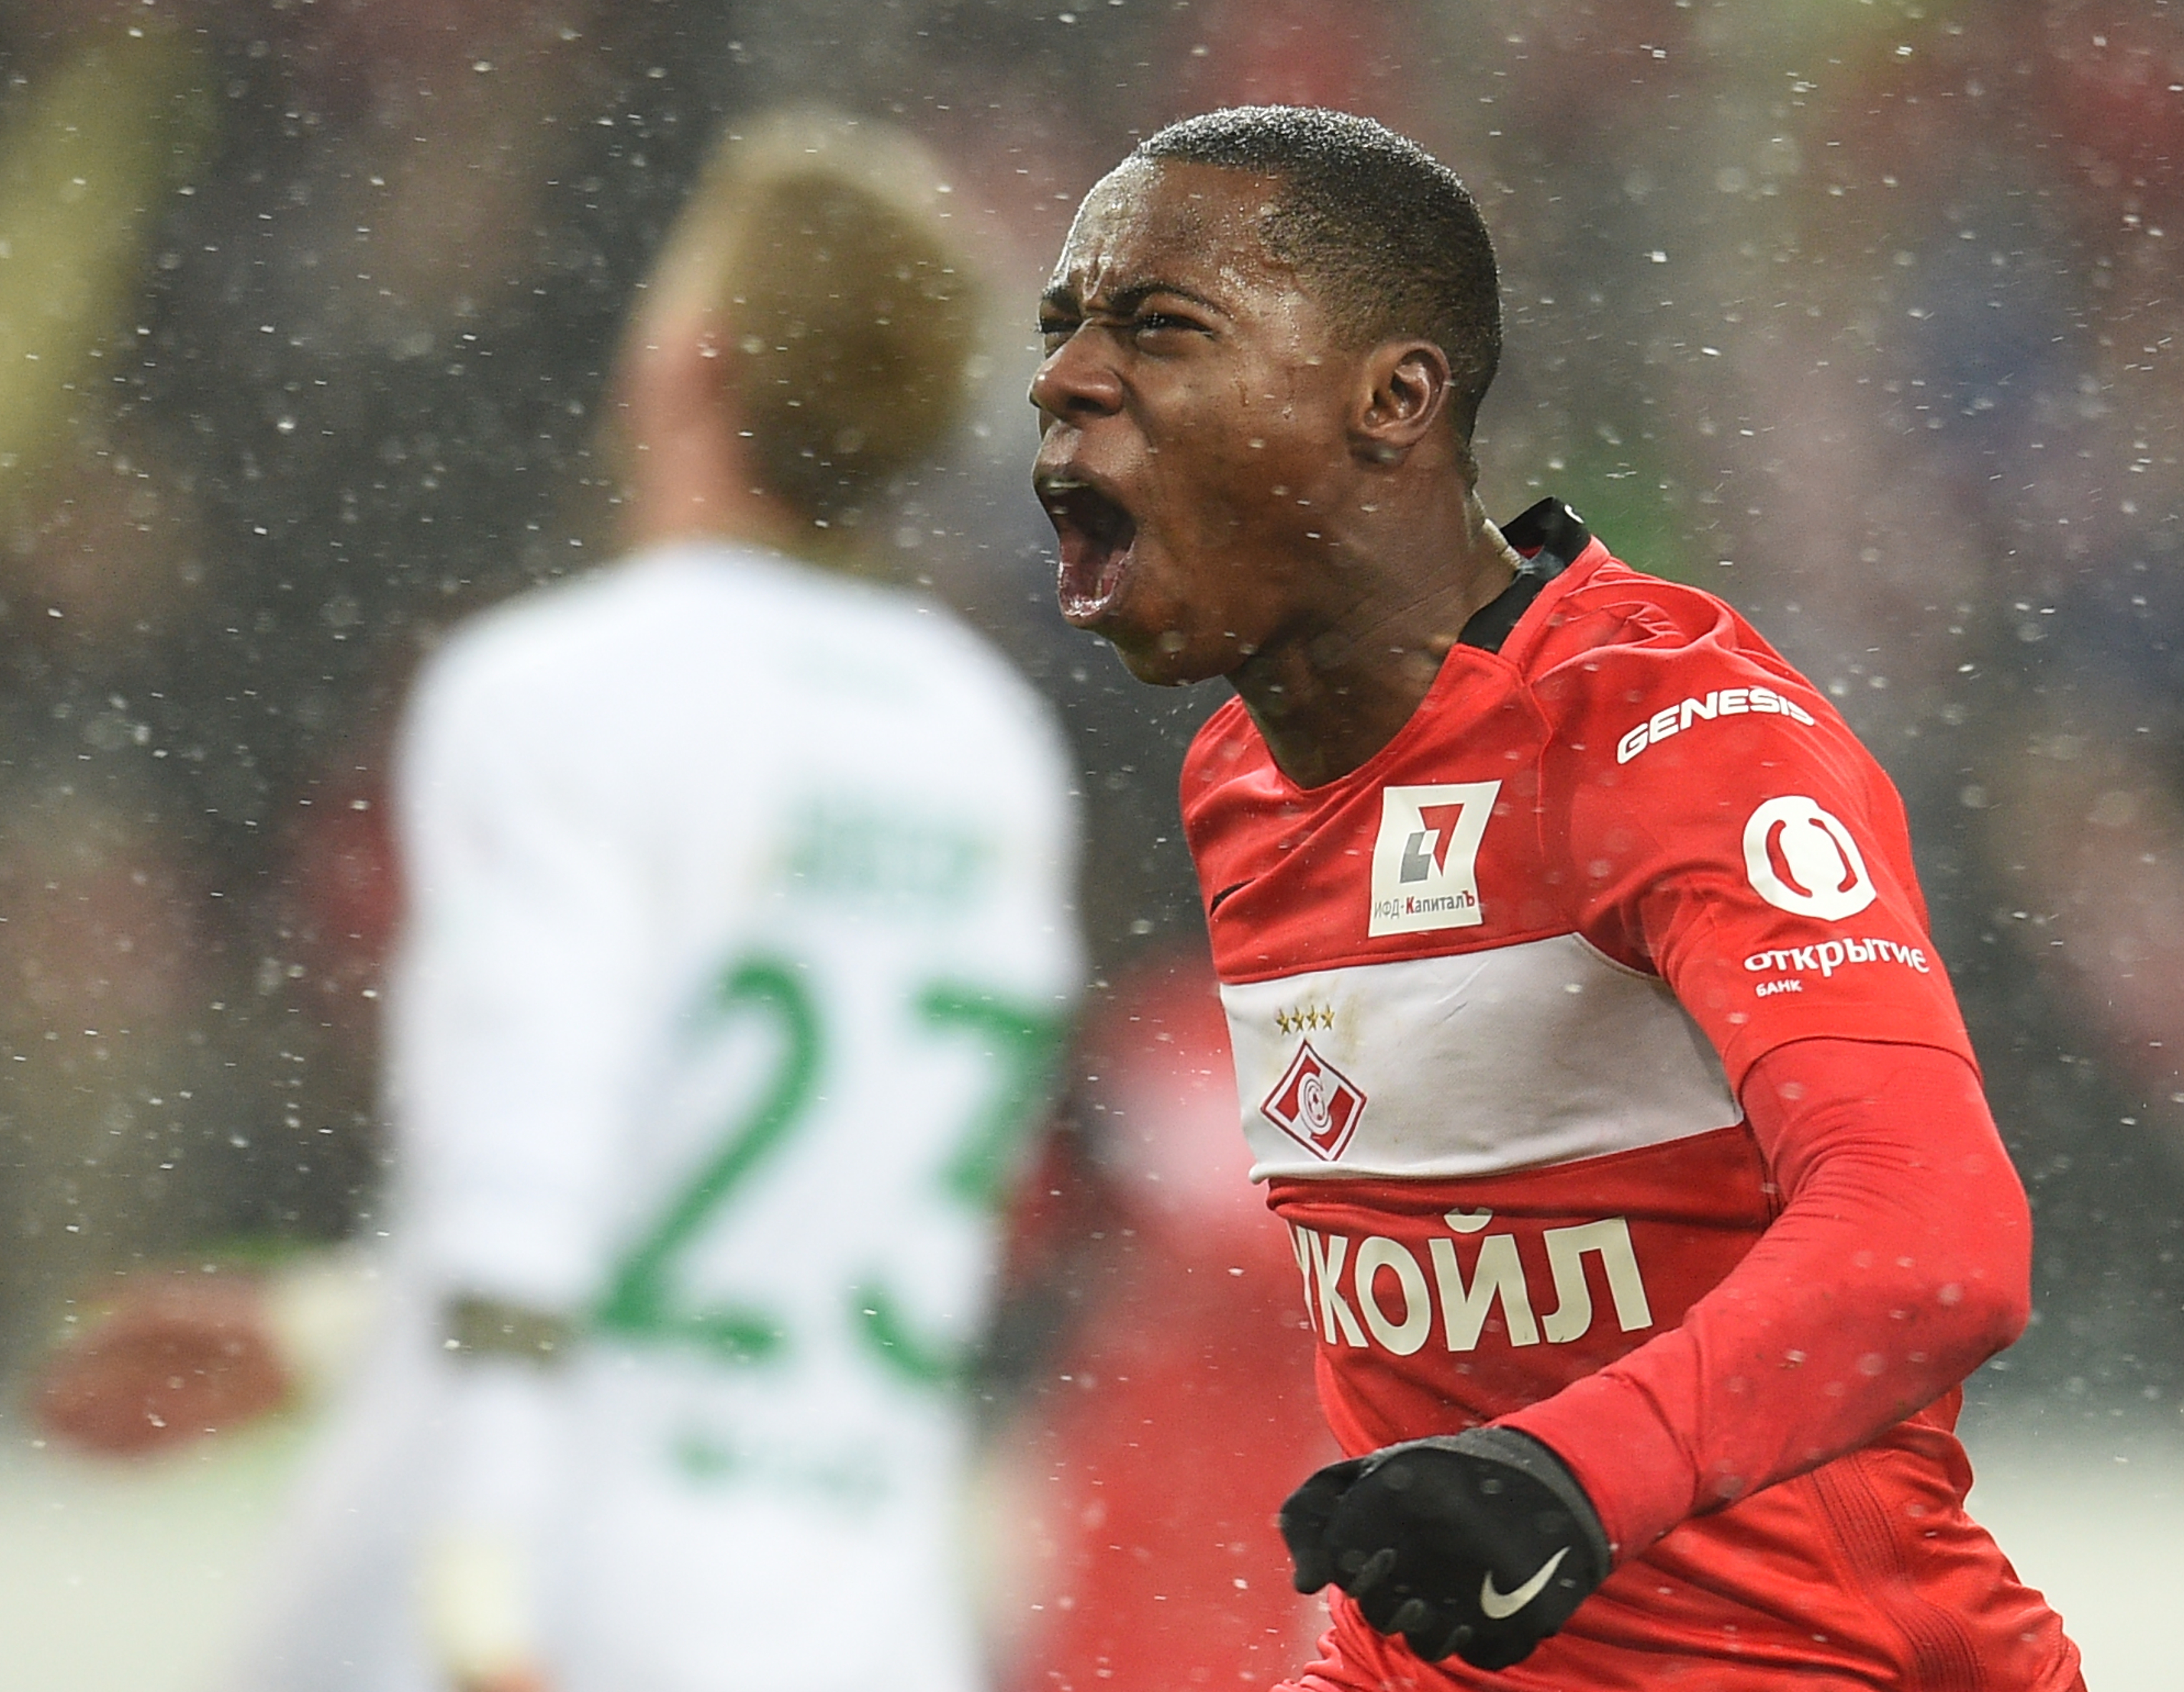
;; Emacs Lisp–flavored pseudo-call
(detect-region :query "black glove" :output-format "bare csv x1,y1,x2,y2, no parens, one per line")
1279,1427,1611,1671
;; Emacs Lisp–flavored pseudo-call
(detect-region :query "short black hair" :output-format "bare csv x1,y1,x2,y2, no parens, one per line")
1136,106,1501,453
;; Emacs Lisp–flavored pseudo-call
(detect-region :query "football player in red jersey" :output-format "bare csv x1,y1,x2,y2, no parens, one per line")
1030,105,2085,1691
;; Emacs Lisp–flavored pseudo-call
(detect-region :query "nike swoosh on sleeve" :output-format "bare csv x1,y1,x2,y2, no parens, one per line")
1479,1545,1569,1620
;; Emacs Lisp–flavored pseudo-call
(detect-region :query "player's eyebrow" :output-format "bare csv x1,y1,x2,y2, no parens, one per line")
1040,278,1226,319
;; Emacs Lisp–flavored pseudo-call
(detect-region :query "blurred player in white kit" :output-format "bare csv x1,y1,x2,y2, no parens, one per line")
212,110,1081,1692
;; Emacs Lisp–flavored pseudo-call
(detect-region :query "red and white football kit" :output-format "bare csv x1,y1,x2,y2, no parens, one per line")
1182,502,2082,1691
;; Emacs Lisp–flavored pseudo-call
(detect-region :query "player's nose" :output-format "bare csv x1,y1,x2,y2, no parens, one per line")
1028,330,1123,427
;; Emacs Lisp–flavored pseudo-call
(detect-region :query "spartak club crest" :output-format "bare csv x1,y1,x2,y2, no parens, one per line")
1261,1041,1367,1160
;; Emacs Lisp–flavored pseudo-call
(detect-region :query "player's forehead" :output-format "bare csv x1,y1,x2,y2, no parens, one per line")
1044,158,1295,313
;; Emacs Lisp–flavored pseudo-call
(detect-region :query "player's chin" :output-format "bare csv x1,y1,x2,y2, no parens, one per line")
1054,538,1232,684
1101,609,1234,688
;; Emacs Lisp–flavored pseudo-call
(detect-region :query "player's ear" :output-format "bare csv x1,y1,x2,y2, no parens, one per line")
1352,338,1451,465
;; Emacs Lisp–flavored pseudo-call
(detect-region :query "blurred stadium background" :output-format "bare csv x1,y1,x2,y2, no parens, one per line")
0,1,2178,1686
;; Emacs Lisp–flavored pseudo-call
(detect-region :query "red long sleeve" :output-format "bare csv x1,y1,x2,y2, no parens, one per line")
1501,1035,2032,1562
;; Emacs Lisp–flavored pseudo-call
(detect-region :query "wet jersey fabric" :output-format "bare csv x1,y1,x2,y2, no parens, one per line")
1180,507,2078,1690
231,542,1081,1692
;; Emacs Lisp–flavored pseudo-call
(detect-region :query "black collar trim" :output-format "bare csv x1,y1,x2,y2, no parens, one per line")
1457,497,1592,654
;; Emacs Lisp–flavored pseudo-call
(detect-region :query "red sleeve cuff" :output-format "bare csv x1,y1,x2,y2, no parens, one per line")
1499,1361,1700,1563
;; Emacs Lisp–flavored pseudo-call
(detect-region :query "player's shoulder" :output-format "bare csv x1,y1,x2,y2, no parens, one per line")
418,542,1023,722
404,561,633,744
420,540,833,679
1511,546,1828,751
1518,551,1775,675
660,538,1048,719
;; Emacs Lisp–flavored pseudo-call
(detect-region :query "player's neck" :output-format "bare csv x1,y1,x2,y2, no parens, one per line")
611,314,812,561
1231,487,1520,791
618,405,805,558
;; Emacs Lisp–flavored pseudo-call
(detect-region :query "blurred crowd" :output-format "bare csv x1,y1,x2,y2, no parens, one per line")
0,0,2180,1670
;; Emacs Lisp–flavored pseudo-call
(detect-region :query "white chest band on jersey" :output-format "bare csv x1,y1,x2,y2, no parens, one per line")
1222,932,1738,1182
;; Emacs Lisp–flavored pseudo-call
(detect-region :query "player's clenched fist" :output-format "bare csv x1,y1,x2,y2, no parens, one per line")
1280,1427,1612,1671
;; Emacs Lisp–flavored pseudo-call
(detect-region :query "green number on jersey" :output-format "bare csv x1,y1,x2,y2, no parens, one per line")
851,984,1066,1385
594,955,1065,1386
593,955,817,1362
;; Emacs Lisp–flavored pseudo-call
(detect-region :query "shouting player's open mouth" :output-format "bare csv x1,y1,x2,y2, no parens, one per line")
1038,472,1139,628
